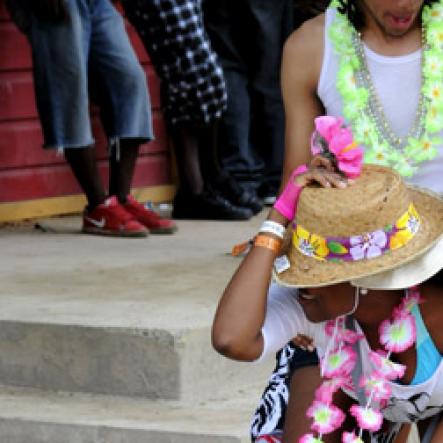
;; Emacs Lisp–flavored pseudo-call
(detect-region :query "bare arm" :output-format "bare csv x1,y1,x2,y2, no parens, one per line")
267,15,326,223
281,15,325,186
211,237,275,361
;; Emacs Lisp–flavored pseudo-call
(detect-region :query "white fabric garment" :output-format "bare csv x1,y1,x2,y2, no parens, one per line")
318,7,443,194
259,283,443,424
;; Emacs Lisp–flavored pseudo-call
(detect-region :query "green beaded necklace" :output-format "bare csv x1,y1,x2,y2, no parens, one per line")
329,0,443,176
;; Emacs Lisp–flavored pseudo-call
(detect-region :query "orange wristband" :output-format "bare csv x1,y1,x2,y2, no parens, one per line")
253,234,282,254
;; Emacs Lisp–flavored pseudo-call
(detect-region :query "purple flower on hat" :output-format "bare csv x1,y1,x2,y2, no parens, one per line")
349,230,388,261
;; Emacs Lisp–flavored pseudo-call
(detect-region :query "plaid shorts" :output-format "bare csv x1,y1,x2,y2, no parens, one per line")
123,0,227,126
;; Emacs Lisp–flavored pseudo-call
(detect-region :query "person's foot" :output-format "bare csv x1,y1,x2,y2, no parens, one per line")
172,188,253,220
123,196,177,234
82,196,148,237
213,174,263,215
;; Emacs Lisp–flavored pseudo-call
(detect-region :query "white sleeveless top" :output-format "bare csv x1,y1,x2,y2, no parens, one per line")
260,283,443,425
318,7,443,194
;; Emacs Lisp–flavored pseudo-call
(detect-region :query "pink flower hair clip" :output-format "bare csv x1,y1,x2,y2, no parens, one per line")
310,116,364,179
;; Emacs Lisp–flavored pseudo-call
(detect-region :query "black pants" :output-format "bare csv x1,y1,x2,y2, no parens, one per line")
203,0,294,191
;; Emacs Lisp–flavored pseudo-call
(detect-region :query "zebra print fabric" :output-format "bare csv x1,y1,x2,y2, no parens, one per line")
250,343,319,441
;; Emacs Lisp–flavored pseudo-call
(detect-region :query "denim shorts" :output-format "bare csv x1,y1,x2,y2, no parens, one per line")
26,0,153,149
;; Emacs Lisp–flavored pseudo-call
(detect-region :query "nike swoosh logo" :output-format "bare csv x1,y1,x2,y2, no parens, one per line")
85,217,106,228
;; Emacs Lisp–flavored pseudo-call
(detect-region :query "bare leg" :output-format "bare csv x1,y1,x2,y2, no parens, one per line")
392,424,411,443
282,365,356,443
282,366,322,443
427,416,443,443
171,126,204,195
418,415,441,442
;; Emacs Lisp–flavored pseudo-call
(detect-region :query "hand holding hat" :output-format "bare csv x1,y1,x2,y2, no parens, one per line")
274,116,363,222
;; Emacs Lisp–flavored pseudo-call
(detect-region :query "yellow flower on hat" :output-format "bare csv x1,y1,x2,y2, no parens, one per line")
389,204,420,251
293,225,329,261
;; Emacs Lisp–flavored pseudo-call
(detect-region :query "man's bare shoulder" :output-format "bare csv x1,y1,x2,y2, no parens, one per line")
284,14,324,61
283,14,324,86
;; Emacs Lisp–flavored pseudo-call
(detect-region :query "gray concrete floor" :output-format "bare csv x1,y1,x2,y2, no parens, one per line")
0,213,266,329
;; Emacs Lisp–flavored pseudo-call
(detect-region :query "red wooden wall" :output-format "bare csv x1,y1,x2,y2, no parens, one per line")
0,0,172,204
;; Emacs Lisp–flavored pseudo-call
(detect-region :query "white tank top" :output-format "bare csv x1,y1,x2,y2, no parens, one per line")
318,7,443,194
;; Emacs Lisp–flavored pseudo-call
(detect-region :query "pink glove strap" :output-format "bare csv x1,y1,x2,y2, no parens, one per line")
273,164,308,221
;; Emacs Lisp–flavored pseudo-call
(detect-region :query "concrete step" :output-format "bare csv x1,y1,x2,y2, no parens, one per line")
0,319,272,402
0,216,273,401
0,386,258,443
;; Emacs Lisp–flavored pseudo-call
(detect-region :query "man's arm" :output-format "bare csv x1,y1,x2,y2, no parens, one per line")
280,14,325,187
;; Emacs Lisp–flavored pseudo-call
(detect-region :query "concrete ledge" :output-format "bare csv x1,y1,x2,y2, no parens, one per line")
0,216,272,401
0,387,255,443
0,320,272,401
0,420,245,443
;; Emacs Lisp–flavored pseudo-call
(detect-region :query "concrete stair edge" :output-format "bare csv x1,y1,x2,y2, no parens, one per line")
0,319,273,402
0,386,254,443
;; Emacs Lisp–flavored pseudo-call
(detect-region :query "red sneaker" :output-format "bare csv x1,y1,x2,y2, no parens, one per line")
123,196,177,234
83,196,148,237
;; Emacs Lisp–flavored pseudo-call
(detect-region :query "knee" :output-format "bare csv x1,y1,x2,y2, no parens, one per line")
119,62,148,96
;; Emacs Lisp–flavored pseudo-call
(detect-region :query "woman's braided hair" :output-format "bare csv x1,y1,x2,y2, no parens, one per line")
336,0,439,29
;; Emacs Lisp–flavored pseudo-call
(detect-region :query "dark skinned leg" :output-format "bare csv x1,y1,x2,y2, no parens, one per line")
170,126,204,195
64,146,106,210
109,139,140,204
282,366,323,443
393,424,412,442
418,415,443,442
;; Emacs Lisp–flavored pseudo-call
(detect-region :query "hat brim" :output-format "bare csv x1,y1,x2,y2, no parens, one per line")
274,187,443,289
350,236,443,289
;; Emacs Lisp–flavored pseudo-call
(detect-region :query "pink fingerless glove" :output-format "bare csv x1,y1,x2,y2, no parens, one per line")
273,164,308,221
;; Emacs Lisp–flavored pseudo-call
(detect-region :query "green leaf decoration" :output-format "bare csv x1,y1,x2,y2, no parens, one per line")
327,241,349,255
329,258,344,263
384,224,393,232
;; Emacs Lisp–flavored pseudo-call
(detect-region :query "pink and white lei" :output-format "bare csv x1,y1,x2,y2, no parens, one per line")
299,287,421,442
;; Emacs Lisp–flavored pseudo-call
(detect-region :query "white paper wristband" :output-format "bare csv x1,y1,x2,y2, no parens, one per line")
259,220,286,239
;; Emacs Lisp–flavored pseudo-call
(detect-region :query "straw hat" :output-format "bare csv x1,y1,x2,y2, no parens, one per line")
275,164,443,288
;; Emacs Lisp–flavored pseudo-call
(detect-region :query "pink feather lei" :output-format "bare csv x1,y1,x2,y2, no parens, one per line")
299,287,421,442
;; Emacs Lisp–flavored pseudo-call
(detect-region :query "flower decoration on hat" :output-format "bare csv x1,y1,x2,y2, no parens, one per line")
389,204,421,250
311,116,364,179
293,203,421,264
293,225,330,261
350,231,387,260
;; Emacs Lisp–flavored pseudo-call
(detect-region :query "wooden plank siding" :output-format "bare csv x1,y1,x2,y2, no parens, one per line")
0,1,175,222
